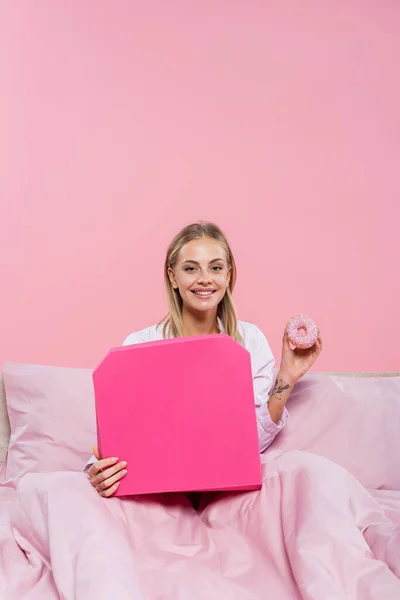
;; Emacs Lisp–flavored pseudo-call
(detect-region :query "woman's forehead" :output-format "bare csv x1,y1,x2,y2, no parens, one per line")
178,238,226,262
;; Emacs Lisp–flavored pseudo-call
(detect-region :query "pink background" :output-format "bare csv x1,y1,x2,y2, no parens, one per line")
1,1,399,372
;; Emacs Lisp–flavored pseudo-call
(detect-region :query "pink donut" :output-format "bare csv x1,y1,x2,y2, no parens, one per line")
286,314,319,349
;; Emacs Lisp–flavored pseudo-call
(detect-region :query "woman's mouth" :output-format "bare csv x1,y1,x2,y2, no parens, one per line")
191,290,216,298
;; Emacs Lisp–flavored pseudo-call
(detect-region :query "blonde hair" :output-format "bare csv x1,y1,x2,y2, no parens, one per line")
159,221,242,343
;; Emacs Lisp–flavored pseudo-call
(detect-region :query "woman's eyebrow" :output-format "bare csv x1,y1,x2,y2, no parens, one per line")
182,258,225,265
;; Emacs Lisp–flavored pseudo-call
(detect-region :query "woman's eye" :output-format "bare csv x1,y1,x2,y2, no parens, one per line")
184,265,222,272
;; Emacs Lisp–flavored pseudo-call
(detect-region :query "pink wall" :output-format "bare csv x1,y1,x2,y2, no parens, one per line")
1,1,399,372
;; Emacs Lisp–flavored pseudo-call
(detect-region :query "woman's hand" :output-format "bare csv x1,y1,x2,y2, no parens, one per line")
88,445,128,498
278,331,322,385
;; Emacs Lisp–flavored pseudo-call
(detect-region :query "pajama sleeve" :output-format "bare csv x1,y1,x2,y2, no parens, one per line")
250,326,288,453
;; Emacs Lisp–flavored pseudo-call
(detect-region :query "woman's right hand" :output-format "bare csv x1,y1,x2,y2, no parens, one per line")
88,445,128,497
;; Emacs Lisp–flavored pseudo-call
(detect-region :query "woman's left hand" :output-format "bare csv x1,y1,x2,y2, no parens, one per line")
278,332,322,385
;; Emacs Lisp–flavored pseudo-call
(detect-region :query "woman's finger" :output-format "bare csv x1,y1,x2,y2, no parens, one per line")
313,339,322,355
91,461,127,487
99,481,121,498
87,460,109,480
282,330,291,351
92,456,119,475
97,468,127,492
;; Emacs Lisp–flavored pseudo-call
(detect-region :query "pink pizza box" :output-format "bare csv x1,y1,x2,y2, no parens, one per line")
93,334,262,496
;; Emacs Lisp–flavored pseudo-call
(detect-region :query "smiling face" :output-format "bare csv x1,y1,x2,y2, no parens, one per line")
168,237,231,316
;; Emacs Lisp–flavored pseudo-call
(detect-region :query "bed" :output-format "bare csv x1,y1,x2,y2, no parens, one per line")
0,367,399,599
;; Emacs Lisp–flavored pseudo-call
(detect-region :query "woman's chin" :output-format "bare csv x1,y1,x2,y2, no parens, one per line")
186,295,220,313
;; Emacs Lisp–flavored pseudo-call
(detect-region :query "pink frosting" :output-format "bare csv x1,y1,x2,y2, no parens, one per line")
286,314,319,349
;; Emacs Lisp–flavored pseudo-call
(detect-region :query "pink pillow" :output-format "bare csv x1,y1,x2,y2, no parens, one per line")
269,374,400,491
0,362,96,485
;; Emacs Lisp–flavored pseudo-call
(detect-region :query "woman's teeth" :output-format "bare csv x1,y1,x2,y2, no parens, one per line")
193,291,214,296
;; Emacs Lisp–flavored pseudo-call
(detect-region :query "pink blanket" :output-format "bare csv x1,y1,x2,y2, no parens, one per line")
1,373,400,599
2,449,400,600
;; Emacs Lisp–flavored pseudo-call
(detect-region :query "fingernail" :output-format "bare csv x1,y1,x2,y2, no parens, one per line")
121,469,127,476
113,457,119,461
121,461,127,467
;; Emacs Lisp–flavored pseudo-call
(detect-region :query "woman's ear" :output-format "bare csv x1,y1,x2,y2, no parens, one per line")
167,267,178,289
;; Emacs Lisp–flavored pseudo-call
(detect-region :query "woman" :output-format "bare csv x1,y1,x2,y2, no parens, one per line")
87,221,322,496
10,222,399,599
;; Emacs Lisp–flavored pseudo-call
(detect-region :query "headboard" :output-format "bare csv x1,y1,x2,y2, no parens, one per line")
0,374,11,464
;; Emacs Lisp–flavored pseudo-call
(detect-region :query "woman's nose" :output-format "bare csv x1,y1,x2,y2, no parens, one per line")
197,270,212,284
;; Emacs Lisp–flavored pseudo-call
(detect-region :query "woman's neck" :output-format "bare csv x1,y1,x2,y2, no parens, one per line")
181,308,219,337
